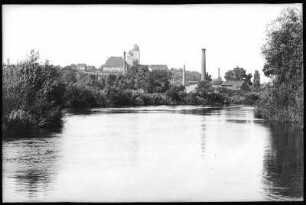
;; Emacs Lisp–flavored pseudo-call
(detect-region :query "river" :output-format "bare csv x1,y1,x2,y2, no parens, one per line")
2,105,303,202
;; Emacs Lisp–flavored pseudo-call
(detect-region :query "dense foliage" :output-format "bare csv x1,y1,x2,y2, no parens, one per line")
3,51,65,133
170,68,201,86
224,66,253,85
255,8,303,126
253,70,261,89
3,51,263,135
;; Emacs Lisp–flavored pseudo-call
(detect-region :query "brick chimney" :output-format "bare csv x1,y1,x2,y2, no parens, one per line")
123,51,126,75
201,48,206,81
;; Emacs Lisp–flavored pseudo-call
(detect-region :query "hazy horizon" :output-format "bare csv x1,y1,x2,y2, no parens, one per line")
3,4,302,82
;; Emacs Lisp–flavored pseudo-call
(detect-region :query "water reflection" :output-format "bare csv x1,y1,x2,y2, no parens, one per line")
226,119,253,124
2,129,62,201
177,107,223,116
261,122,303,200
2,106,303,202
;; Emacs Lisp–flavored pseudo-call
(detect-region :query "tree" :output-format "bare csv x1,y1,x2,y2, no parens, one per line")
224,66,253,85
196,80,214,94
3,50,66,129
261,7,303,85
150,70,172,93
244,73,253,85
255,8,303,124
253,70,261,89
166,85,185,103
212,78,223,85
106,74,117,88
203,72,212,82
60,66,78,83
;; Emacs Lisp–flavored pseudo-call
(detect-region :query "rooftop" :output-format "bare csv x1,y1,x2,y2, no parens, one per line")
104,57,124,67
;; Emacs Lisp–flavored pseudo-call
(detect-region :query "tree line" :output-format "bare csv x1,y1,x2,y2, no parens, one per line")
2,52,260,135
2,7,302,135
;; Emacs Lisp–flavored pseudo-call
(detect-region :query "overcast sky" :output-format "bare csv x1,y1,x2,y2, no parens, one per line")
3,4,302,82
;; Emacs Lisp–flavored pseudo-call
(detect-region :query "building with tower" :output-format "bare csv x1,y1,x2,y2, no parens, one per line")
101,51,127,76
127,44,140,67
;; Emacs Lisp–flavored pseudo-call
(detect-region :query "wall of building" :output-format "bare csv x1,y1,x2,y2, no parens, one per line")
103,67,124,72
127,55,134,67
132,50,140,64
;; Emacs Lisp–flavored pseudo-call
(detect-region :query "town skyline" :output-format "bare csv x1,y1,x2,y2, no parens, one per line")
3,4,302,82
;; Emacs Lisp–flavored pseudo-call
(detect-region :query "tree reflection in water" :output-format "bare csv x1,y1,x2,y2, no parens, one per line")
261,122,303,200
3,129,62,200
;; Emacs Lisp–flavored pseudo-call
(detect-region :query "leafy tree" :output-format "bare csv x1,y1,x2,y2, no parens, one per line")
166,85,185,103
196,80,214,94
149,69,172,93
170,68,202,86
127,65,151,90
224,66,253,85
261,7,303,85
253,70,261,89
212,78,223,85
255,8,303,125
106,74,117,88
61,67,78,83
203,72,212,82
3,50,66,129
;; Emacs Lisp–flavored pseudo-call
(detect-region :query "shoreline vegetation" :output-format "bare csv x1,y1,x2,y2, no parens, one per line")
2,57,261,134
2,8,303,136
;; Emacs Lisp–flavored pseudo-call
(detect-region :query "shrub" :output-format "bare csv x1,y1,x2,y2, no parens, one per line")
2,51,66,133
243,92,260,105
6,109,35,130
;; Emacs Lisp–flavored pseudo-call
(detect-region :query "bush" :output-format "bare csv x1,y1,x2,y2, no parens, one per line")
2,51,66,133
254,83,303,125
243,92,260,105
64,84,97,108
5,109,35,130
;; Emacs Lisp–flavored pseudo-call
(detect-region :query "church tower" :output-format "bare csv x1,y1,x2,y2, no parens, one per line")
127,51,134,67
132,44,140,65
127,44,140,67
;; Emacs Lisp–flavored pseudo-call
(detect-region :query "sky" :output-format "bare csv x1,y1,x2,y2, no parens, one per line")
2,4,302,82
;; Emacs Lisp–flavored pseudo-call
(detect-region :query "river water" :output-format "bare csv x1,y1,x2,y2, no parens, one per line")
2,105,303,202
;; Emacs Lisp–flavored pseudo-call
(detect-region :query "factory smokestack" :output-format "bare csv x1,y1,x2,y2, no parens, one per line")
123,51,126,75
218,67,221,80
201,48,206,81
182,65,186,86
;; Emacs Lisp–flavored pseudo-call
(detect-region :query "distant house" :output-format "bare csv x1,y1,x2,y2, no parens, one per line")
147,65,169,72
221,80,249,91
84,65,99,75
101,56,127,75
77,64,87,71
185,84,198,93
85,65,96,72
